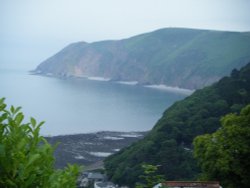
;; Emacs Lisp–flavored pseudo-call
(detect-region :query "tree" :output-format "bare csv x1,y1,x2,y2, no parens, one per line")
135,164,166,188
193,105,250,188
0,98,80,188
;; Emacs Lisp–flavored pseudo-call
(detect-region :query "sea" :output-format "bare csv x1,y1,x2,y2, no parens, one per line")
0,69,187,136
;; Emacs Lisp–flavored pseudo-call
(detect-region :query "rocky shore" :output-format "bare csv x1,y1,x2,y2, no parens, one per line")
45,131,147,169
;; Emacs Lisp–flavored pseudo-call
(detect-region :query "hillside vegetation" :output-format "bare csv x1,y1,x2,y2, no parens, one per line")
104,62,250,187
35,28,250,89
194,105,250,188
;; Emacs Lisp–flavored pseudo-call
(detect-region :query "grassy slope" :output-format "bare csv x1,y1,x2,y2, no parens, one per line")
35,28,250,89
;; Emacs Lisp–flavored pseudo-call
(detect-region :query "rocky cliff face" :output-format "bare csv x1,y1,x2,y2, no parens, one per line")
35,28,250,89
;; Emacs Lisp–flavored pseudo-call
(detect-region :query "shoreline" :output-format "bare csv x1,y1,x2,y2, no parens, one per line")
115,81,139,85
81,76,194,95
45,131,147,168
42,130,147,137
32,72,194,96
144,84,194,95
87,76,111,81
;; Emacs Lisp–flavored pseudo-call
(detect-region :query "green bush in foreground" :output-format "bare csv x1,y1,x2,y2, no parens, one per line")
0,98,79,188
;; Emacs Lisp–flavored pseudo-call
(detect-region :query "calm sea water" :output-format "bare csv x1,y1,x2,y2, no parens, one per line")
0,69,185,136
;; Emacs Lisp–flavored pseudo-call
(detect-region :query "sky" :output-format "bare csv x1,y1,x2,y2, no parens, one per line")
1,0,250,70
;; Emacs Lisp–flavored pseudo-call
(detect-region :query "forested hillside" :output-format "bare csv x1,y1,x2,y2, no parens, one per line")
35,28,250,89
194,104,250,188
104,62,250,187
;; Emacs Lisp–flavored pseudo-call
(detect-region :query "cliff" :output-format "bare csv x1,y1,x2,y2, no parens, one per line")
35,28,250,89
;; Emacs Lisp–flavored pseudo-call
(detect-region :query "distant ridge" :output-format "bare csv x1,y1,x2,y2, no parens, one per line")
35,28,250,89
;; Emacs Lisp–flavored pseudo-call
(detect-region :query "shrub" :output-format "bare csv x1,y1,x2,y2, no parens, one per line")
0,98,79,188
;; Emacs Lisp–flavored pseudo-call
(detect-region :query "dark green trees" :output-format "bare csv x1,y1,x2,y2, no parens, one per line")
135,164,165,188
194,105,250,188
104,62,250,186
0,98,79,188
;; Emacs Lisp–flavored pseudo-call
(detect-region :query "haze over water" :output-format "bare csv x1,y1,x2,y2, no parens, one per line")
0,69,185,136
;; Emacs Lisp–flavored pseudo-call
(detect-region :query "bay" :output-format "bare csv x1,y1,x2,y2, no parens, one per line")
0,69,185,136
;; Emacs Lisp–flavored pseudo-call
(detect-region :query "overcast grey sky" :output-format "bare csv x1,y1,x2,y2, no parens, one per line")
1,0,250,69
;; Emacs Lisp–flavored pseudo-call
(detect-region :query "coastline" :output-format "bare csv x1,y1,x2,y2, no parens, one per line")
144,84,194,95
115,81,139,85
81,76,194,95
87,76,111,81
45,131,147,169
31,72,194,96
86,76,194,95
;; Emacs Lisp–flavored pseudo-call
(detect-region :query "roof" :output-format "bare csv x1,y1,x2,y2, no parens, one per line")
162,181,221,188
87,173,105,180
95,182,115,188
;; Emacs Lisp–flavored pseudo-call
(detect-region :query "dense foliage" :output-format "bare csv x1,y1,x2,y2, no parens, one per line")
0,98,79,188
35,28,250,89
194,105,250,188
135,164,165,188
104,63,250,187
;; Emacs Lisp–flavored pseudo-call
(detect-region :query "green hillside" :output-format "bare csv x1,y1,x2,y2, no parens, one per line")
35,28,250,89
104,62,250,187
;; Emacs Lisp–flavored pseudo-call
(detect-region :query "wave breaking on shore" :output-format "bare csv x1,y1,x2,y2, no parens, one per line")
144,84,194,95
